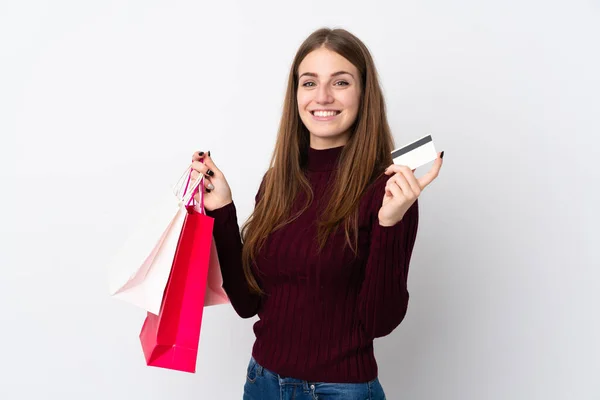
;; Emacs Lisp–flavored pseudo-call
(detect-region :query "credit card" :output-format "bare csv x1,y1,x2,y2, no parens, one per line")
391,134,437,170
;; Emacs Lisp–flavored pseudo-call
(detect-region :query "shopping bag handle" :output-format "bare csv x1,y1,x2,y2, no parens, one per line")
183,167,206,214
173,163,206,214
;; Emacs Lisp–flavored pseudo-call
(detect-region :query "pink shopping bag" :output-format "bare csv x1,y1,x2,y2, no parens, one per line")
204,240,229,306
139,174,223,373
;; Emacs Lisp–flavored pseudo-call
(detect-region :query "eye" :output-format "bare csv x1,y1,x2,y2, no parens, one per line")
301,81,316,87
335,80,349,86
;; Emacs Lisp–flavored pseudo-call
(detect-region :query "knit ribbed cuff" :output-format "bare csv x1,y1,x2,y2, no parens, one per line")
369,220,406,273
206,201,236,223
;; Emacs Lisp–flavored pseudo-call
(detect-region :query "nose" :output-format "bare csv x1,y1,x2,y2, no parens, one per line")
315,84,334,104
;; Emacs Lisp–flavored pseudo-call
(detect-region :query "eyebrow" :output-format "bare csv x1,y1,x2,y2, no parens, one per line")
299,71,355,79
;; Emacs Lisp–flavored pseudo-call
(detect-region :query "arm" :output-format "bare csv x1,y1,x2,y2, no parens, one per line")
357,196,419,339
205,177,266,319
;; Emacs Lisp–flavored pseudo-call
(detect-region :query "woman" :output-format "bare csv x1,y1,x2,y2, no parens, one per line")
191,27,443,400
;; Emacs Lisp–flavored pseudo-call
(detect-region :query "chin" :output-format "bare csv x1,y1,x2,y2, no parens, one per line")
309,129,351,144
313,131,345,138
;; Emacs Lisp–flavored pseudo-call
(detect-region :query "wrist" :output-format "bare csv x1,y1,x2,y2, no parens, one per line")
215,199,233,209
204,199,233,213
378,218,399,227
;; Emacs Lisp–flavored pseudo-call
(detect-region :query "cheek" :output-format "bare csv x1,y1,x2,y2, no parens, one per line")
340,89,360,111
339,90,360,127
297,91,311,111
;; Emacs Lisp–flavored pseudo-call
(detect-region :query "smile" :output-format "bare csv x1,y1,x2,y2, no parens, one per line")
311,110,341,117
310,110,341,121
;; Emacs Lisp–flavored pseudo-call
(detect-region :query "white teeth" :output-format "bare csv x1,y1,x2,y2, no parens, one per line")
313,110,339,117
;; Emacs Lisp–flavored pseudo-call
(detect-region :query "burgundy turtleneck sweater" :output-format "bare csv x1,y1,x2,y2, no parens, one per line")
206,145,419,383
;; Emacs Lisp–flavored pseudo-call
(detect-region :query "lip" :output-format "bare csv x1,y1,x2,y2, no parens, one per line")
310,110,341,122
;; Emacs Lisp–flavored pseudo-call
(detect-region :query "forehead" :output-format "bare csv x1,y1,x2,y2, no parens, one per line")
298,47,357,76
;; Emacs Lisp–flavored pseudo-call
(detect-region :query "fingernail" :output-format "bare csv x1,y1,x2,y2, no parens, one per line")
207,183,214,190
440,151,444,159
199,151,204,156
207,169,214,177
208,151,211,157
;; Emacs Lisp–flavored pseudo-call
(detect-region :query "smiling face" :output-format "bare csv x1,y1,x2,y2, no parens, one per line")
297,47,361,149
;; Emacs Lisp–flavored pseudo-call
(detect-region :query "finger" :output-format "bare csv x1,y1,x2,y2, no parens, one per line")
191,172,213,189
391,173,414,198
190,163,214,186
385,163,416,177
191,160,209,174
385,164,417,175
190,168,206,182
417,152,443,189
201,152,222,177
396,165,421,195
387,178,404,199
192,150,208,162
385,163,403,175
189,170,207,191
204,177,214,191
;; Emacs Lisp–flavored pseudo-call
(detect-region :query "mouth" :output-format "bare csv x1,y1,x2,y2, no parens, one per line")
310,110,342,121
310,110,341,117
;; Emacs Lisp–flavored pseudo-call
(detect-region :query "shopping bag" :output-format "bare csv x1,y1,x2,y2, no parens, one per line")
190,202,229,306
108,166,203,315
203,240,229,306
139,181,214,373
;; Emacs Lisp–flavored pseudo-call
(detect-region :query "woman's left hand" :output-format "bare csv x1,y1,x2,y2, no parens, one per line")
378,151,444,226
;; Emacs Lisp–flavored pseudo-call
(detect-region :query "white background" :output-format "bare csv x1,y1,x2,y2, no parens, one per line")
1,0,599,399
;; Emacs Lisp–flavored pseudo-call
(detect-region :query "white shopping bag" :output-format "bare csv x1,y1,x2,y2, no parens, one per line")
108,166,203,315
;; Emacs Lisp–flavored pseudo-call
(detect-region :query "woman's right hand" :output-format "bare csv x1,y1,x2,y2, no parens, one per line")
190,151,233,211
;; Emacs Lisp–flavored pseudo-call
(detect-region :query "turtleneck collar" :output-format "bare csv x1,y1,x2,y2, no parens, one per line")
306,145,345,172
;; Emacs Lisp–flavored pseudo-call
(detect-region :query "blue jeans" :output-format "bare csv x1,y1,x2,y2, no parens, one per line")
243,357,387,400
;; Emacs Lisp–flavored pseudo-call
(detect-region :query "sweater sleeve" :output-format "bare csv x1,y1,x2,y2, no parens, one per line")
357,190,419,339
205,177,266,319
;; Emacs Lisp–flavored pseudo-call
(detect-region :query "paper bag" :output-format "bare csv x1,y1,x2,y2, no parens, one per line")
108,167,202,315
204,240,229,306
139,203,214,373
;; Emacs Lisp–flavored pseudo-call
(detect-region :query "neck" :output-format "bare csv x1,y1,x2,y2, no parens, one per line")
309,132,350,150
306,144,345,172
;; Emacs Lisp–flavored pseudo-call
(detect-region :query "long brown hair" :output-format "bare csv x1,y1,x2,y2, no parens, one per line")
240,28,395,295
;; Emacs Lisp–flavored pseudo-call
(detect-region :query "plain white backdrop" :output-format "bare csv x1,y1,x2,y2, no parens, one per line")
1,0,599,399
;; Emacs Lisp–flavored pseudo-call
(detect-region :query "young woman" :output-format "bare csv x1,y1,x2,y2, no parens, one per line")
191,27,443,400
